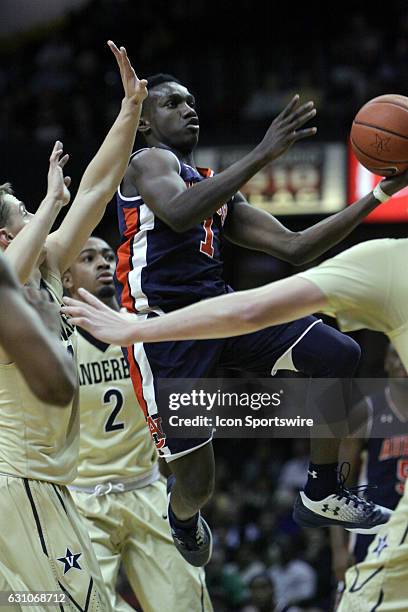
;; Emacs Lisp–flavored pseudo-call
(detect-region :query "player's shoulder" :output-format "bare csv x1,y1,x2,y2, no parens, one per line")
129,147,181,177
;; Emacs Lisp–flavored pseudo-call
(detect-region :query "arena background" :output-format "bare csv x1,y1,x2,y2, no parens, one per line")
1,1,408,610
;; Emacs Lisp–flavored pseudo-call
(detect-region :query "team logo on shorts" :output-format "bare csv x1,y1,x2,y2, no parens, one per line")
147,415,166,449
57,548,82,574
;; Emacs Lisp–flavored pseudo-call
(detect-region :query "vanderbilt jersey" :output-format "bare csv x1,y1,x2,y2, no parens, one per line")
0,268,79,485
72,328,157,487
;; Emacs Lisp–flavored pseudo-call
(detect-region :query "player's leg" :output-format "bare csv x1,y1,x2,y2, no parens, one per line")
122,481,213,612
337,485,408,611
290,322,390,532
0,477,111,611
126,337,221,566
70,490,133,612
221,318,390,533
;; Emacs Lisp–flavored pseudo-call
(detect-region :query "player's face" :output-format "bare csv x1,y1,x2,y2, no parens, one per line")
69,237,116,299
3,195,33,237
148,82,199,152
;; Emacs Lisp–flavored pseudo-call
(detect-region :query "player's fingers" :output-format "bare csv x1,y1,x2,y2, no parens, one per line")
64,176,71,188
61,303,88,318
276,94,300,121
59,153,69,168
78,288,112,311
286,108,317,132
67,316,92,329
107,40,121,59
289,127,318,142
281,101,315,126
49,140,63,163
108,40,125,75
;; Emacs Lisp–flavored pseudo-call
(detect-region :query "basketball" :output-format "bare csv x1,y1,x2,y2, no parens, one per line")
350,94,408,176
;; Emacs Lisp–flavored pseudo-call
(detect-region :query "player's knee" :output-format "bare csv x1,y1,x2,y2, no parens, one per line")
293,324,361,378
328,332,361,377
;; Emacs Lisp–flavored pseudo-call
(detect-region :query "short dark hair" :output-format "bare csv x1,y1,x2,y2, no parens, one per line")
146,73,181,90
0,183,14,227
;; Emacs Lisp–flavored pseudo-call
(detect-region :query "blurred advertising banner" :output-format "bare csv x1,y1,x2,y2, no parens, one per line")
348,144,408,222
196,143,346,215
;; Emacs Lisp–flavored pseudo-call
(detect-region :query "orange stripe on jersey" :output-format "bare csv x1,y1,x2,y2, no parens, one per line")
126,345,149,419
116,207,139,312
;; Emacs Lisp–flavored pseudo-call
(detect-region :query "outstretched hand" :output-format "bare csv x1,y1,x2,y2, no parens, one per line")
381,167,408,197
108,40,148,106
47,140,71,207
258,94,317,163
62,289,138,346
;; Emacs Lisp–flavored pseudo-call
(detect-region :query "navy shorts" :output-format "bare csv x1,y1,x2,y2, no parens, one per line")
126,315,322,460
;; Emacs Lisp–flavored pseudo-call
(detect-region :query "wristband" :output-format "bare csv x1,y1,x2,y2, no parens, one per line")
373,182,391,203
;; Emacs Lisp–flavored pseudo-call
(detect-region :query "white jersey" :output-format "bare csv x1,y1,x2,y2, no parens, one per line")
0,269,79,485
72,328,157,488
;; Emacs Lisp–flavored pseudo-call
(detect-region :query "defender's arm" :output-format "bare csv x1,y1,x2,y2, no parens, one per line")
0,255,76,405
46,42,147,274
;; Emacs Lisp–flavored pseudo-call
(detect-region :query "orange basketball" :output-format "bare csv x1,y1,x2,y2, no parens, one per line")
350,94,408,176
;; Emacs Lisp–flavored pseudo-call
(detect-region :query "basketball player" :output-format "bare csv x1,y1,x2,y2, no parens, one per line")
0,42,146,610
63,235,408,609
0,251,75,405
330,344,408,607
64,236,213,612
62,75,408,567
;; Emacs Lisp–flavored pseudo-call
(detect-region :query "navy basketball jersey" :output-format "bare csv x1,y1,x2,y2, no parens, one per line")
353,386,408,561
365,387,408,506
116,148,231,314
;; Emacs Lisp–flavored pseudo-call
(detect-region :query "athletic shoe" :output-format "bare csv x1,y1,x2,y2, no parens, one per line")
293,466,393,535
167,475,213,567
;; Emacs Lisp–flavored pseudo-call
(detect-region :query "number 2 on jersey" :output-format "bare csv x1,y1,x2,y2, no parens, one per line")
200,218,214,258
104,389,125,432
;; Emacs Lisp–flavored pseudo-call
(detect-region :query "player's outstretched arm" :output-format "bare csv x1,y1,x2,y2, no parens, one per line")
62,275,327,345
4,141,71,283
224,170,408,265
0,254,76,405
47,41,147,274
128,95,316,232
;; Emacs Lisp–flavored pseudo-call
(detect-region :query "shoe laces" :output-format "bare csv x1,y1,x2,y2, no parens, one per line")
195,519,205,546
335,462,377,513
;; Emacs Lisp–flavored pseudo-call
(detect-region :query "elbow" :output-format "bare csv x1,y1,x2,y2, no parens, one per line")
287,237,311,267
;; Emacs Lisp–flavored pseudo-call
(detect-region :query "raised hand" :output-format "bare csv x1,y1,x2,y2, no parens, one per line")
108,40,148,106
257,95,317,162
47,140,71,207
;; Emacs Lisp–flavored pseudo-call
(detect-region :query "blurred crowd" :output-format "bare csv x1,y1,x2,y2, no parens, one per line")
1,0,408,150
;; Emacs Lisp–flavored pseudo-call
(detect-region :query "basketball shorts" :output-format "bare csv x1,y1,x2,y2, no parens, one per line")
338,482,408,611
0,475,111,611
71,479,212,612
126,314,323,459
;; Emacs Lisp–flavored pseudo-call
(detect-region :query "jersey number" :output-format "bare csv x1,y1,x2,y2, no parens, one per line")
104,389,125,432
200,218,214,258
